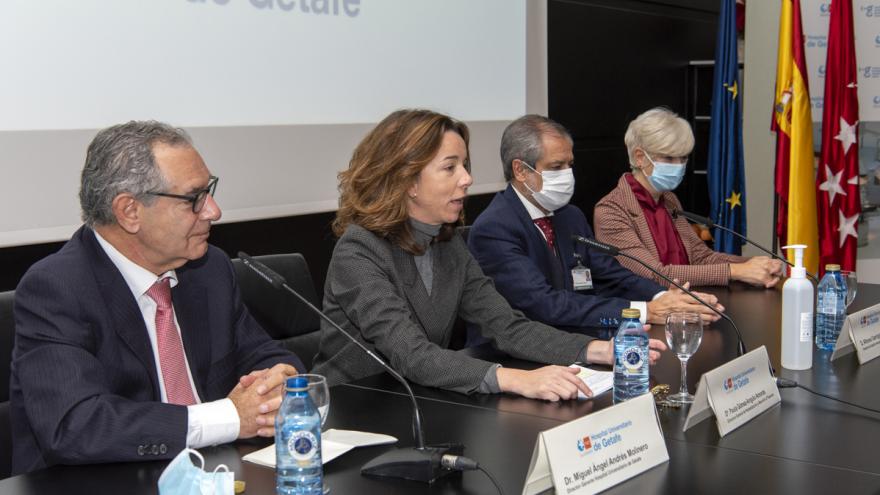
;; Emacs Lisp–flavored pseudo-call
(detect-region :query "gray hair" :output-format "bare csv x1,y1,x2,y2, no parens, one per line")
79,120,192,226
624,107,694,168
500,115,573,181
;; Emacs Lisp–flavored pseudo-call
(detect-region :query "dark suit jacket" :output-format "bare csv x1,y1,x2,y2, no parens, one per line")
311,224,593,395
10,226,303,474
468,185,664,336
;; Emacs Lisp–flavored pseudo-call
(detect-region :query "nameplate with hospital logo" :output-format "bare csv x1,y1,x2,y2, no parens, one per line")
683,346,780,437
830,303,880,365
522,393,668,495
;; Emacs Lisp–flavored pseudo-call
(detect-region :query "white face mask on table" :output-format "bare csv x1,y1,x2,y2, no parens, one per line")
158,448,234,495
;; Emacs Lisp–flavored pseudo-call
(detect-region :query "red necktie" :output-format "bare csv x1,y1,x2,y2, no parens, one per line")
145,278,197,406
533,217,556,252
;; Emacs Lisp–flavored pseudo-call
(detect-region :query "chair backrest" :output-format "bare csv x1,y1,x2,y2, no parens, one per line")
232,254,323,371
0,290,15,479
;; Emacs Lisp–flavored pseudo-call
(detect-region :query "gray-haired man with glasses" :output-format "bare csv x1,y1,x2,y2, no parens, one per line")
10,120,304,474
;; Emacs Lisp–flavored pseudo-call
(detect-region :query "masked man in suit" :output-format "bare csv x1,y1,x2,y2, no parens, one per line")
468,115,722,342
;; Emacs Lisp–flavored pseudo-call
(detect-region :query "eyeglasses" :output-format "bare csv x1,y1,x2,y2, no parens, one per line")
145,176,218,213
643,150,689,165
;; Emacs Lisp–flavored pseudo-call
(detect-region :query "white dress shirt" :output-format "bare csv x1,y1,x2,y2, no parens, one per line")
511,186,658,323
94,232,239,448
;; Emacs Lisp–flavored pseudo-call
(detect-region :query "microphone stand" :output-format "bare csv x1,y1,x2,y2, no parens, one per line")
570,236,747,356
238,252,463,483
674,210,818,283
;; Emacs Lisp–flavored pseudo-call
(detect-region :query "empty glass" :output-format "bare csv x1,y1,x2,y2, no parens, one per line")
297,374,330,494
298,374,330,428
842,270,857,309
665,312,703,404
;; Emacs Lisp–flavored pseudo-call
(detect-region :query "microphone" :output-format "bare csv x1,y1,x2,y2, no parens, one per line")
570,236,747,356
774,377,880,414
672,209,818,283
237,252,463,483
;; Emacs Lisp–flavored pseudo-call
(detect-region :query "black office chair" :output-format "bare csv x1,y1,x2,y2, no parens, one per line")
0,290,15,480
232,254,323,371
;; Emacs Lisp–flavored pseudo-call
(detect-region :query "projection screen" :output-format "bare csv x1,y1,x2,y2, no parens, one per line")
0,0,546,247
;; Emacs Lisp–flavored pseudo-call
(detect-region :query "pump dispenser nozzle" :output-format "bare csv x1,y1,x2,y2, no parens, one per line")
782,244,807,279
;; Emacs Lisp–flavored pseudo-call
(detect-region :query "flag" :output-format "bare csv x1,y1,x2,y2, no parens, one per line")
707,0,746,255
772,0,819,274
817,0,860,276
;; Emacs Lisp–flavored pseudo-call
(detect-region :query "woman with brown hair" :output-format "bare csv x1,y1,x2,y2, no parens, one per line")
311,109,665,399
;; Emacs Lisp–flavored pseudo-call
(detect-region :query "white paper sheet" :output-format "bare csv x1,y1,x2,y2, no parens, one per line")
242,429,398,468
571,364,613,399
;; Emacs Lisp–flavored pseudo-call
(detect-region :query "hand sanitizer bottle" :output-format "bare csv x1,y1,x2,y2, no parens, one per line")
780,245,814,370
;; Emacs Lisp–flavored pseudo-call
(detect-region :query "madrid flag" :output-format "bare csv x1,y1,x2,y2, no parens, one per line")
773,0,818,274
817,0,860,275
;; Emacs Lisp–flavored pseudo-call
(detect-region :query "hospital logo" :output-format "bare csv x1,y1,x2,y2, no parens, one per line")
577,436,593,452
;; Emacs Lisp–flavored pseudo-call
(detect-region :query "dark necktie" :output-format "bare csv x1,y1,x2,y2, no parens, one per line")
533,217,556,253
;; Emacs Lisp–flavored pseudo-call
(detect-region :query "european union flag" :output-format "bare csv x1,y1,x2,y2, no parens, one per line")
706,0,746,255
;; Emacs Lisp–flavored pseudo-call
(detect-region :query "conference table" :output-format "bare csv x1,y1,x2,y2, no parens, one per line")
2,283,880,494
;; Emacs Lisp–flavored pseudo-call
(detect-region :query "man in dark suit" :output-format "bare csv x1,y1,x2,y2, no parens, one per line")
468,115,722,340
10,121,304,474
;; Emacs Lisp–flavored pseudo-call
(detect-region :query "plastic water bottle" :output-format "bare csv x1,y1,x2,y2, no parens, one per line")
276,376,323,495
816,264,847,351
613,308,649,403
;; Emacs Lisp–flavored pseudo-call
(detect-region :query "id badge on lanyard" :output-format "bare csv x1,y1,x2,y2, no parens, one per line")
571,254,593,290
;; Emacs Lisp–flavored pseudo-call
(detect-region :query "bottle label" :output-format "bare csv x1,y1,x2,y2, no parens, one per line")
622,346,644,372
287,430,318,461
818,295,839,314
800,312,813,342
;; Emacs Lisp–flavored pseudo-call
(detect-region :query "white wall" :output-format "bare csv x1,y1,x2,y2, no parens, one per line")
742,0,780,256
0,0,547,247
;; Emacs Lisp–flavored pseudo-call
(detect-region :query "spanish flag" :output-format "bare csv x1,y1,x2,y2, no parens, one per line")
772,0,818,274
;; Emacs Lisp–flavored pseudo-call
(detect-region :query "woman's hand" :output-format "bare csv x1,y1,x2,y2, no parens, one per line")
496,366,593,401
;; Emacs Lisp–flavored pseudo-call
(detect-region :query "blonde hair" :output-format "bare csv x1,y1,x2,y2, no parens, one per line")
333,109,469,255
624,107,694,167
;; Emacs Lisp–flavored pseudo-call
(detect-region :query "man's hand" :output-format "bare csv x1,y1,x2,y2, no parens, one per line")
228,363,299,438
647,281,723,324
731,256,784,288
585,336,667,366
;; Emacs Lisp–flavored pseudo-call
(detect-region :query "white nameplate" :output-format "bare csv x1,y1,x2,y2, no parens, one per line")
522,393,668,495
830,303,880,364
683,346,780,437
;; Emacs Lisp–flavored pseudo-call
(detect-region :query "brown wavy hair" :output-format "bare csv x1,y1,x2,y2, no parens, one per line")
333,109,470,255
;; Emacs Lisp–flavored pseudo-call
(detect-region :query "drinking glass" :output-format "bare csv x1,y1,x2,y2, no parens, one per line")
665,312,703,404
298,374,330,494
298,374,330,428
842,270,857,309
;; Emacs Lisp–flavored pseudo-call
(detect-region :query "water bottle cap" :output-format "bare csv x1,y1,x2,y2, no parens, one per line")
285,376,308,392
621,308,641,319
825,264,841,271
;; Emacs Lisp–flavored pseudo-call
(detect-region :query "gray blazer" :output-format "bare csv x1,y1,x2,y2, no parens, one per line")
311,224,594,394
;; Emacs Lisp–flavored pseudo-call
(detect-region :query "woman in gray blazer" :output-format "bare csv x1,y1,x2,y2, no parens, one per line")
312,109,666,400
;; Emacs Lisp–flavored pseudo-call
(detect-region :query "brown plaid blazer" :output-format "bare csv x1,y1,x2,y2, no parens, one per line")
593,174,746,287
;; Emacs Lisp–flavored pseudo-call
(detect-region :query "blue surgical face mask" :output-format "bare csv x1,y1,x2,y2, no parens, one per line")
158,448,234,495
644,152,686,192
